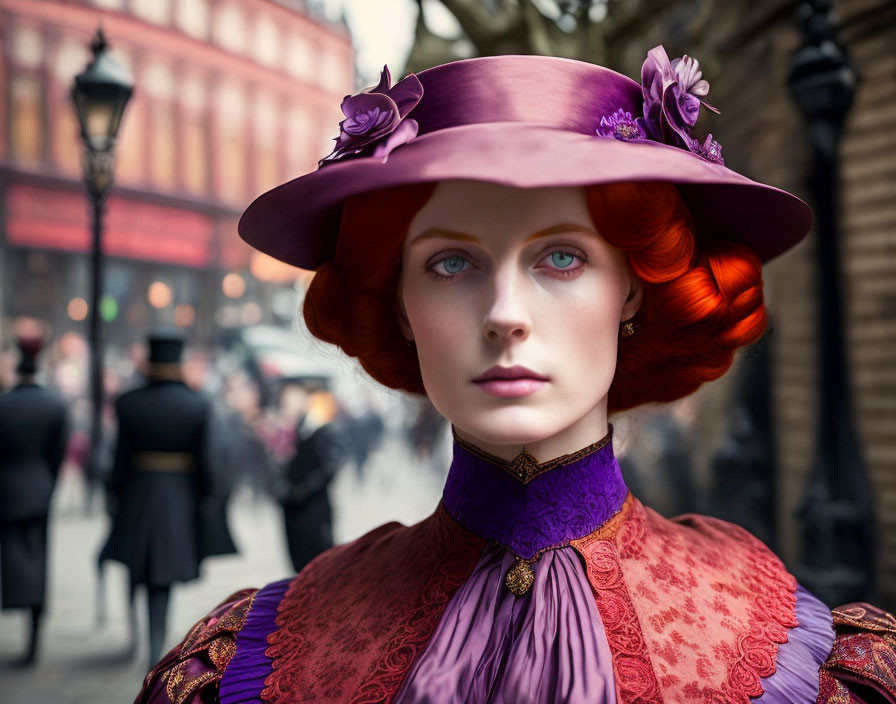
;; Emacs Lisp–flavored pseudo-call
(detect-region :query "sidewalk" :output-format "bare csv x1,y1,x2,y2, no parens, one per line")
0,435,446,703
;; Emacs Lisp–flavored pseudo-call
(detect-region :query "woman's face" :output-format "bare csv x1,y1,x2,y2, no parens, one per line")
400,180,642,459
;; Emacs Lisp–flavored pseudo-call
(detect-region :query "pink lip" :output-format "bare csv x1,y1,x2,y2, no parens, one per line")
472,366,548,399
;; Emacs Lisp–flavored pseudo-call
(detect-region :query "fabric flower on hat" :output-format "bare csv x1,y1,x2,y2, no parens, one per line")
596,109,647,142
319,66,424,167
692,133,725,165
641,46,719,146
597,45,724,165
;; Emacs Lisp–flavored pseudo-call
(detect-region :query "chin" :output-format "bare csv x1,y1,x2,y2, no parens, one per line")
453,406,563,448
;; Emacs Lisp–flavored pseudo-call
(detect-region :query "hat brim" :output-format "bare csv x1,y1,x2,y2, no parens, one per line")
239,121,811,269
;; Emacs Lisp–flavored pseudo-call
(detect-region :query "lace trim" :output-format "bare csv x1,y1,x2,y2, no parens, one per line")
261,510,484,703
574,497,799,704
350,510,484,703
572,496,662,703
715,517,797,703
451,425,613,484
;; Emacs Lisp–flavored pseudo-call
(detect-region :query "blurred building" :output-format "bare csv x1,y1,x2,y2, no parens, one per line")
597,0,896,608
0,0,353,348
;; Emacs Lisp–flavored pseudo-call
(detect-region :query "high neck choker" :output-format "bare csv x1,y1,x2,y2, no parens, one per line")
441,429,628,560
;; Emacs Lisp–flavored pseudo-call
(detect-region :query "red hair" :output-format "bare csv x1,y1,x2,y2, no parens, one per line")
304,181,766,411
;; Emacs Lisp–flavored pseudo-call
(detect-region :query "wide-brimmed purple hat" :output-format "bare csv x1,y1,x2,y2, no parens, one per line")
239,47,811,270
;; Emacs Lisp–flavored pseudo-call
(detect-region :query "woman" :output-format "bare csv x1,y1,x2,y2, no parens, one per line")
137,49,896,703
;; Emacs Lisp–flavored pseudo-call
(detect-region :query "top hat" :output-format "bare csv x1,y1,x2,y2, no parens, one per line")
147,329,185,365
238,46,811,270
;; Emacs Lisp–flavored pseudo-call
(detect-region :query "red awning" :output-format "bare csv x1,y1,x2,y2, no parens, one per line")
5,183,216,268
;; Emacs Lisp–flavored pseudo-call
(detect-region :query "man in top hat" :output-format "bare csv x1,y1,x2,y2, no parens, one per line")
99,330,235,667
0,333,69,664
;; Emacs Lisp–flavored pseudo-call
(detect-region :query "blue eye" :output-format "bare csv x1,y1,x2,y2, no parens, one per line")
440,255,467,274
550,251,576,269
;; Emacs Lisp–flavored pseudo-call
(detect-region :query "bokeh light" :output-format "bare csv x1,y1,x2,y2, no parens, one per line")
222,272,246,298
249,251,298,284
67,297,88,321
99,295,119,322
147,281,173,308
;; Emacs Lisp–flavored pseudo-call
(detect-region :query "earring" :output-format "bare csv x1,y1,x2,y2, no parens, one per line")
620,321,636,338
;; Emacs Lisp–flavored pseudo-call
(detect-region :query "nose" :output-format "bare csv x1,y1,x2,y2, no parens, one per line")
482,268,531,343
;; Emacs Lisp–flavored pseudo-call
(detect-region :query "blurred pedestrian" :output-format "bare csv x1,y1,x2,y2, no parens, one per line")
277,377,348,573
98,331,235,667
215,369,275,499
0,333,69,664
345,406,385,481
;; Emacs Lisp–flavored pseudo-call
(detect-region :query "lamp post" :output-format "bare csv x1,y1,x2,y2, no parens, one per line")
71,28,133,482
789,0,874,606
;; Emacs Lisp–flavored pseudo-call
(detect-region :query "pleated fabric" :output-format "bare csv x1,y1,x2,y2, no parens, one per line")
220,577,292,704
394,543,616,704
755,584,835,703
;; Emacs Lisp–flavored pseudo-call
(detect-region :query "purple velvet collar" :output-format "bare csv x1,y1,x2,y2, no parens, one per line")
441,429,628,559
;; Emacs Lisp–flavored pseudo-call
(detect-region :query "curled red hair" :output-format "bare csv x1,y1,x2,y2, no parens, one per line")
304,181,766,411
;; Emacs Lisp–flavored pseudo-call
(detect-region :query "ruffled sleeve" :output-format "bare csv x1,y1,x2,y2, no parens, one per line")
219,578,292,703
135,588,257,704
755,585,835,702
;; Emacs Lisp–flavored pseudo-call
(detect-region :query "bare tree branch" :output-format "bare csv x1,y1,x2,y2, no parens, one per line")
409,0,609,63
404,0,471,73
439,0,515,51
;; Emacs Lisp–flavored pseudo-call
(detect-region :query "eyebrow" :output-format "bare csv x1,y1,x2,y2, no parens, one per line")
524,223,598,242
409,223,597,245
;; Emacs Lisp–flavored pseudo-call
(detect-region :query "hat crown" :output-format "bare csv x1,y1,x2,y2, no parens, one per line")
412,56,641,138
147,331,184,364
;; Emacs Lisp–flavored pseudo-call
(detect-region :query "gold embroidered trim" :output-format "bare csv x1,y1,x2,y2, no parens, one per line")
452,425,613,484
570,493,635,550
500,493,632,596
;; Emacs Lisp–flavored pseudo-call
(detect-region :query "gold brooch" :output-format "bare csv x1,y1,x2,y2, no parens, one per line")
509,450,541,483
504,558,536,596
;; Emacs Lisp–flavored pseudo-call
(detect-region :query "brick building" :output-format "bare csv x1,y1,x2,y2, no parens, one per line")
0,0,353,346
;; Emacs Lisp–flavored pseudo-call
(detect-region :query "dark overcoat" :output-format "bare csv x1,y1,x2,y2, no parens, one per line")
0,382,68,608
100,379,235,587
280,420,347,573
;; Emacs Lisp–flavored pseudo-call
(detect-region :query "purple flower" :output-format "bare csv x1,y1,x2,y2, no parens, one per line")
596,109,647,141
320,66,424,166
693,133,725,165
640,46,719,150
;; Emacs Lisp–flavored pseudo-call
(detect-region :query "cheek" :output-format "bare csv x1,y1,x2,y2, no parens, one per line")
406,289,458,342
543,282,624,380
403,285,472,370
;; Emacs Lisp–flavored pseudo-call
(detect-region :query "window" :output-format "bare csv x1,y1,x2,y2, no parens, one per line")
10,74,44,164
253,14,280,67
131,0,171,25
175,0,209,39
213,3,246,54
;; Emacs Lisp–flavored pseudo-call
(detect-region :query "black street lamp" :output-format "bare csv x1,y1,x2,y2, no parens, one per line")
789,0,874,606
71,28,133,482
